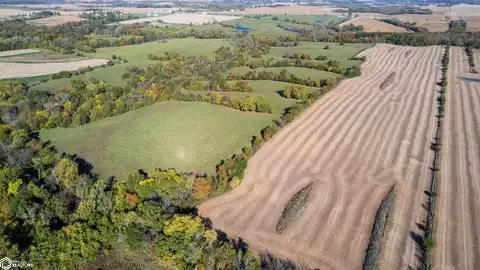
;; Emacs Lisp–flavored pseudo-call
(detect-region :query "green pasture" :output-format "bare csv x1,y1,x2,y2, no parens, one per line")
91,38,230,61
40,101,273,179
226,18,309,36
31,38,231,91
268,41,373,67
228,66,341,80
258,14,340,25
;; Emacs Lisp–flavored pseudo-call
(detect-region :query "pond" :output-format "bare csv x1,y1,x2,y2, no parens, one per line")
234,26,254,31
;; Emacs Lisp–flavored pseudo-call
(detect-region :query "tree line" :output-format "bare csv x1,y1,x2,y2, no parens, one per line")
465,46,477,73
379,18,428,33
227,69,342,88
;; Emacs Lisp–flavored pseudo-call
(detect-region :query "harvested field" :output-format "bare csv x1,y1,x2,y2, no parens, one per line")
199,44,443,269
160,13,240,25
434,47,480,270
0,49,39,57
27,15,86,26
394,14,449,32
340,18,407,32
0,8,43,19
0,59,108,79
475,50,480,68
116,16,166,25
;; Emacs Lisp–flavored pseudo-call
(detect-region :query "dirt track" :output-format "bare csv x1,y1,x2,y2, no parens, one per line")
199,44,443,269
434,47,480,270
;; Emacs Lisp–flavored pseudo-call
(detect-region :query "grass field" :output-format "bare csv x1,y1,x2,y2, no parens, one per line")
268,42,373,67
228,66,341,80
40,101,273,179
257,14,340,25
35,38,370,182
226,18,310,36
92,38,231,61
31,38,231,91
199,80,316,117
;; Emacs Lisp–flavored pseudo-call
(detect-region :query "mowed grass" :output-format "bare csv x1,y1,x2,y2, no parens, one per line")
40,101,274,179
31,38,231,91
268,41,373,67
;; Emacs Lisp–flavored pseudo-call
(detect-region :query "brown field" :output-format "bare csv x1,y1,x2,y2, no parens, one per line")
27,15,85,26
475,50,480,68
199,44,443,269
0,8,43,19
219,4,337,15
340,18,407,32
0,49,39,57
434,47,480,270
348,4,480,32
0,59,108,79
159,13,240,25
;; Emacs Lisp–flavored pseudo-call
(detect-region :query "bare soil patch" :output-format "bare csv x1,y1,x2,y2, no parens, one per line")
116,17,166,25
340,18,407,32
0,59,108,79
199,44,443,269
0,49,39,57
434,46,480,270
160,13,240,25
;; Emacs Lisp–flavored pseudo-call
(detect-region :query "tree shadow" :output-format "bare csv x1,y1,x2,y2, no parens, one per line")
276,89,285,97
260,252,298,270
410,231,423,247
416,222,426,232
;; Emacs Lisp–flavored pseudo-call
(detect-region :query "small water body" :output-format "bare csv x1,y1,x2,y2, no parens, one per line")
234,26,254,31
315,20,323,23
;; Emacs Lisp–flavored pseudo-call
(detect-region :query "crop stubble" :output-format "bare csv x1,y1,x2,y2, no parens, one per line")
199,45,442,269
434,47,480,270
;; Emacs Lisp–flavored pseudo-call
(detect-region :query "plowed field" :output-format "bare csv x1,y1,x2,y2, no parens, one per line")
199,44,443,269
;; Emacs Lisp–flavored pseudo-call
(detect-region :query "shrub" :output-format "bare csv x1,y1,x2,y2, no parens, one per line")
324,45,330,50
363,186,395,270
276,183,313,233
284,84,307,99
423,236,436,252
112,55,117,59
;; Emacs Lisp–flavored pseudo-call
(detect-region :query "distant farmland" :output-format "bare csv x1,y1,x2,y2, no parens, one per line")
0,59,108,79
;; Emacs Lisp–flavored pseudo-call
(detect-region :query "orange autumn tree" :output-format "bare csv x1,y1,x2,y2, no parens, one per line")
193,177,212,200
